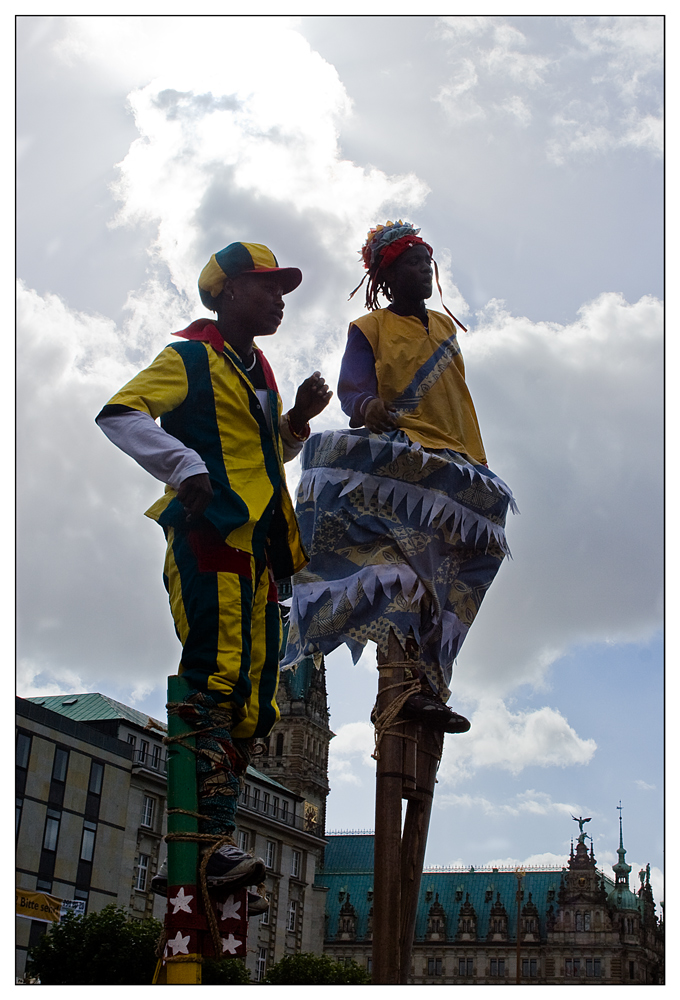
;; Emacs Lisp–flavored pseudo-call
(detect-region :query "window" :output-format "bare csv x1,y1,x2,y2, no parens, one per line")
16,797,23,834
88,761,104,795
586,958,602,977
80,821,97,862
238,830,249,853
287,899,298,931
575,910,583,931
281,800,289,822
458,958,473,977
152,744,162,769
36,879,52,891
17,732,31,769
253,788,261,810
490,959,505,977
256,948,267,982
265,840,276,869
137,739,149,764
127,734,136,748
261,897,269,925
584,910,591,930
136,853,150,891
427,958,442,976
52,748,69,783
262,792,270,814
142,795,155,828
273,796,279,817
43,809,61,852
291,850,301,879
276,732,284,756
629,961,635,980
242,784,250,804
522,958,537,978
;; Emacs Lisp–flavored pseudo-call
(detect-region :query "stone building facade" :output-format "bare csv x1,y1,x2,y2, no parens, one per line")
318,829,664,985
256,655,333,840
17,661,663,985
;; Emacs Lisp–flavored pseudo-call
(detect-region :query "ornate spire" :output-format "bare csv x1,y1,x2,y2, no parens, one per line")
613,801,632,888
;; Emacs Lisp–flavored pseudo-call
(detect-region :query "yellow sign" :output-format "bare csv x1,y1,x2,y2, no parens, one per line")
16,890,62,924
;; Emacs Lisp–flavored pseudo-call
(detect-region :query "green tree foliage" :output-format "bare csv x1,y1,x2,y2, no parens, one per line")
202,957,251,984
263,952,371,985
26,905,163,985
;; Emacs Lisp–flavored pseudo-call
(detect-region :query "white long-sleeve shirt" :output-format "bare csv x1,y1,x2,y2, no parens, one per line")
97,404,305,490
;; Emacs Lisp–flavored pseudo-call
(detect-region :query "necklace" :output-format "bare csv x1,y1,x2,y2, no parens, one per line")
244,352,257,371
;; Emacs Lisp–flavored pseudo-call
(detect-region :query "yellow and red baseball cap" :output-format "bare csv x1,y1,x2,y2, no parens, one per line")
198,242,302,307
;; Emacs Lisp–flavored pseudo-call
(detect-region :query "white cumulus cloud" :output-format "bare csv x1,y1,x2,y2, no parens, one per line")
328,721,376,785
454,291,663,697
436,15,662,163
439,700,597,784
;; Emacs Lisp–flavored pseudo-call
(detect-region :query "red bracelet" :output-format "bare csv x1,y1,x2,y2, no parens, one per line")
287,413,310,441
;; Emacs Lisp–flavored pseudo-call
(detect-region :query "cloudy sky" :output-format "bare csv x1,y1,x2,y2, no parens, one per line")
17,15,663,902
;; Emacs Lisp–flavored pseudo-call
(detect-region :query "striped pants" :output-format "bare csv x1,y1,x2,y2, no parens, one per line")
163,519,282,740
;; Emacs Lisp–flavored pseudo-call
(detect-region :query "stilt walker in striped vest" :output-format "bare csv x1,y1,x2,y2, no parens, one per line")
96,242,332,982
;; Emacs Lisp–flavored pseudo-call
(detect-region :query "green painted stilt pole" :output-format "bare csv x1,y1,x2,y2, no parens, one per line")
165,674,202,984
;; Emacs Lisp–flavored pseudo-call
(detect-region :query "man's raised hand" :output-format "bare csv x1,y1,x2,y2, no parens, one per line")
288,371,333,433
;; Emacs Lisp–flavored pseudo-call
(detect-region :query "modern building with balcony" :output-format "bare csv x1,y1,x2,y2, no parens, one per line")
16,681,330,983
16,694,168,980
236,765,328,978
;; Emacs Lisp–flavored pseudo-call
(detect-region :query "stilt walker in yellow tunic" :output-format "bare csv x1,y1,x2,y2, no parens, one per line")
282,223,517,731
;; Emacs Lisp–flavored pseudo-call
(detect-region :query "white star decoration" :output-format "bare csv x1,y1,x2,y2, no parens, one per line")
221,934,242,955
218,895,242,921
169,886,194,914
167,931,191,956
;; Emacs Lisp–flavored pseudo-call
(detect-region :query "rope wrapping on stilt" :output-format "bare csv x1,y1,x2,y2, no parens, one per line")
371,672,422,760
163,692,254,960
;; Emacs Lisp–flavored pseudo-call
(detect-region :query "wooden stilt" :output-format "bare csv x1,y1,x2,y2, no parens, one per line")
399,725,443,982
372,636,444,986
372,642,406,985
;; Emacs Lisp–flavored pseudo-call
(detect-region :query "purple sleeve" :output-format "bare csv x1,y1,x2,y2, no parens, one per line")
338,324,378,427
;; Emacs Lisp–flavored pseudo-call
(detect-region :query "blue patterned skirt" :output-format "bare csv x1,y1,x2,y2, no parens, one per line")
282,429,517,699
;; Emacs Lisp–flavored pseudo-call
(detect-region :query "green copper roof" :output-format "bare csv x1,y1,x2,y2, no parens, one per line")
321,833,375,873
245,765,300,795
607,885,640,911
25,692,165,731
317,835,636,943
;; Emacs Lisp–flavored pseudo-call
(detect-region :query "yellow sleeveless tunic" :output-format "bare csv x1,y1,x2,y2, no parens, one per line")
352,308,487,463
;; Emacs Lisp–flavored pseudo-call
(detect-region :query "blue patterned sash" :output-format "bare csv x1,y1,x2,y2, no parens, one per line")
391,333,461,413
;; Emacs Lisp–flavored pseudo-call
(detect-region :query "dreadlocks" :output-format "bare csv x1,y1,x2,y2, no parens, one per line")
348,219,467,332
